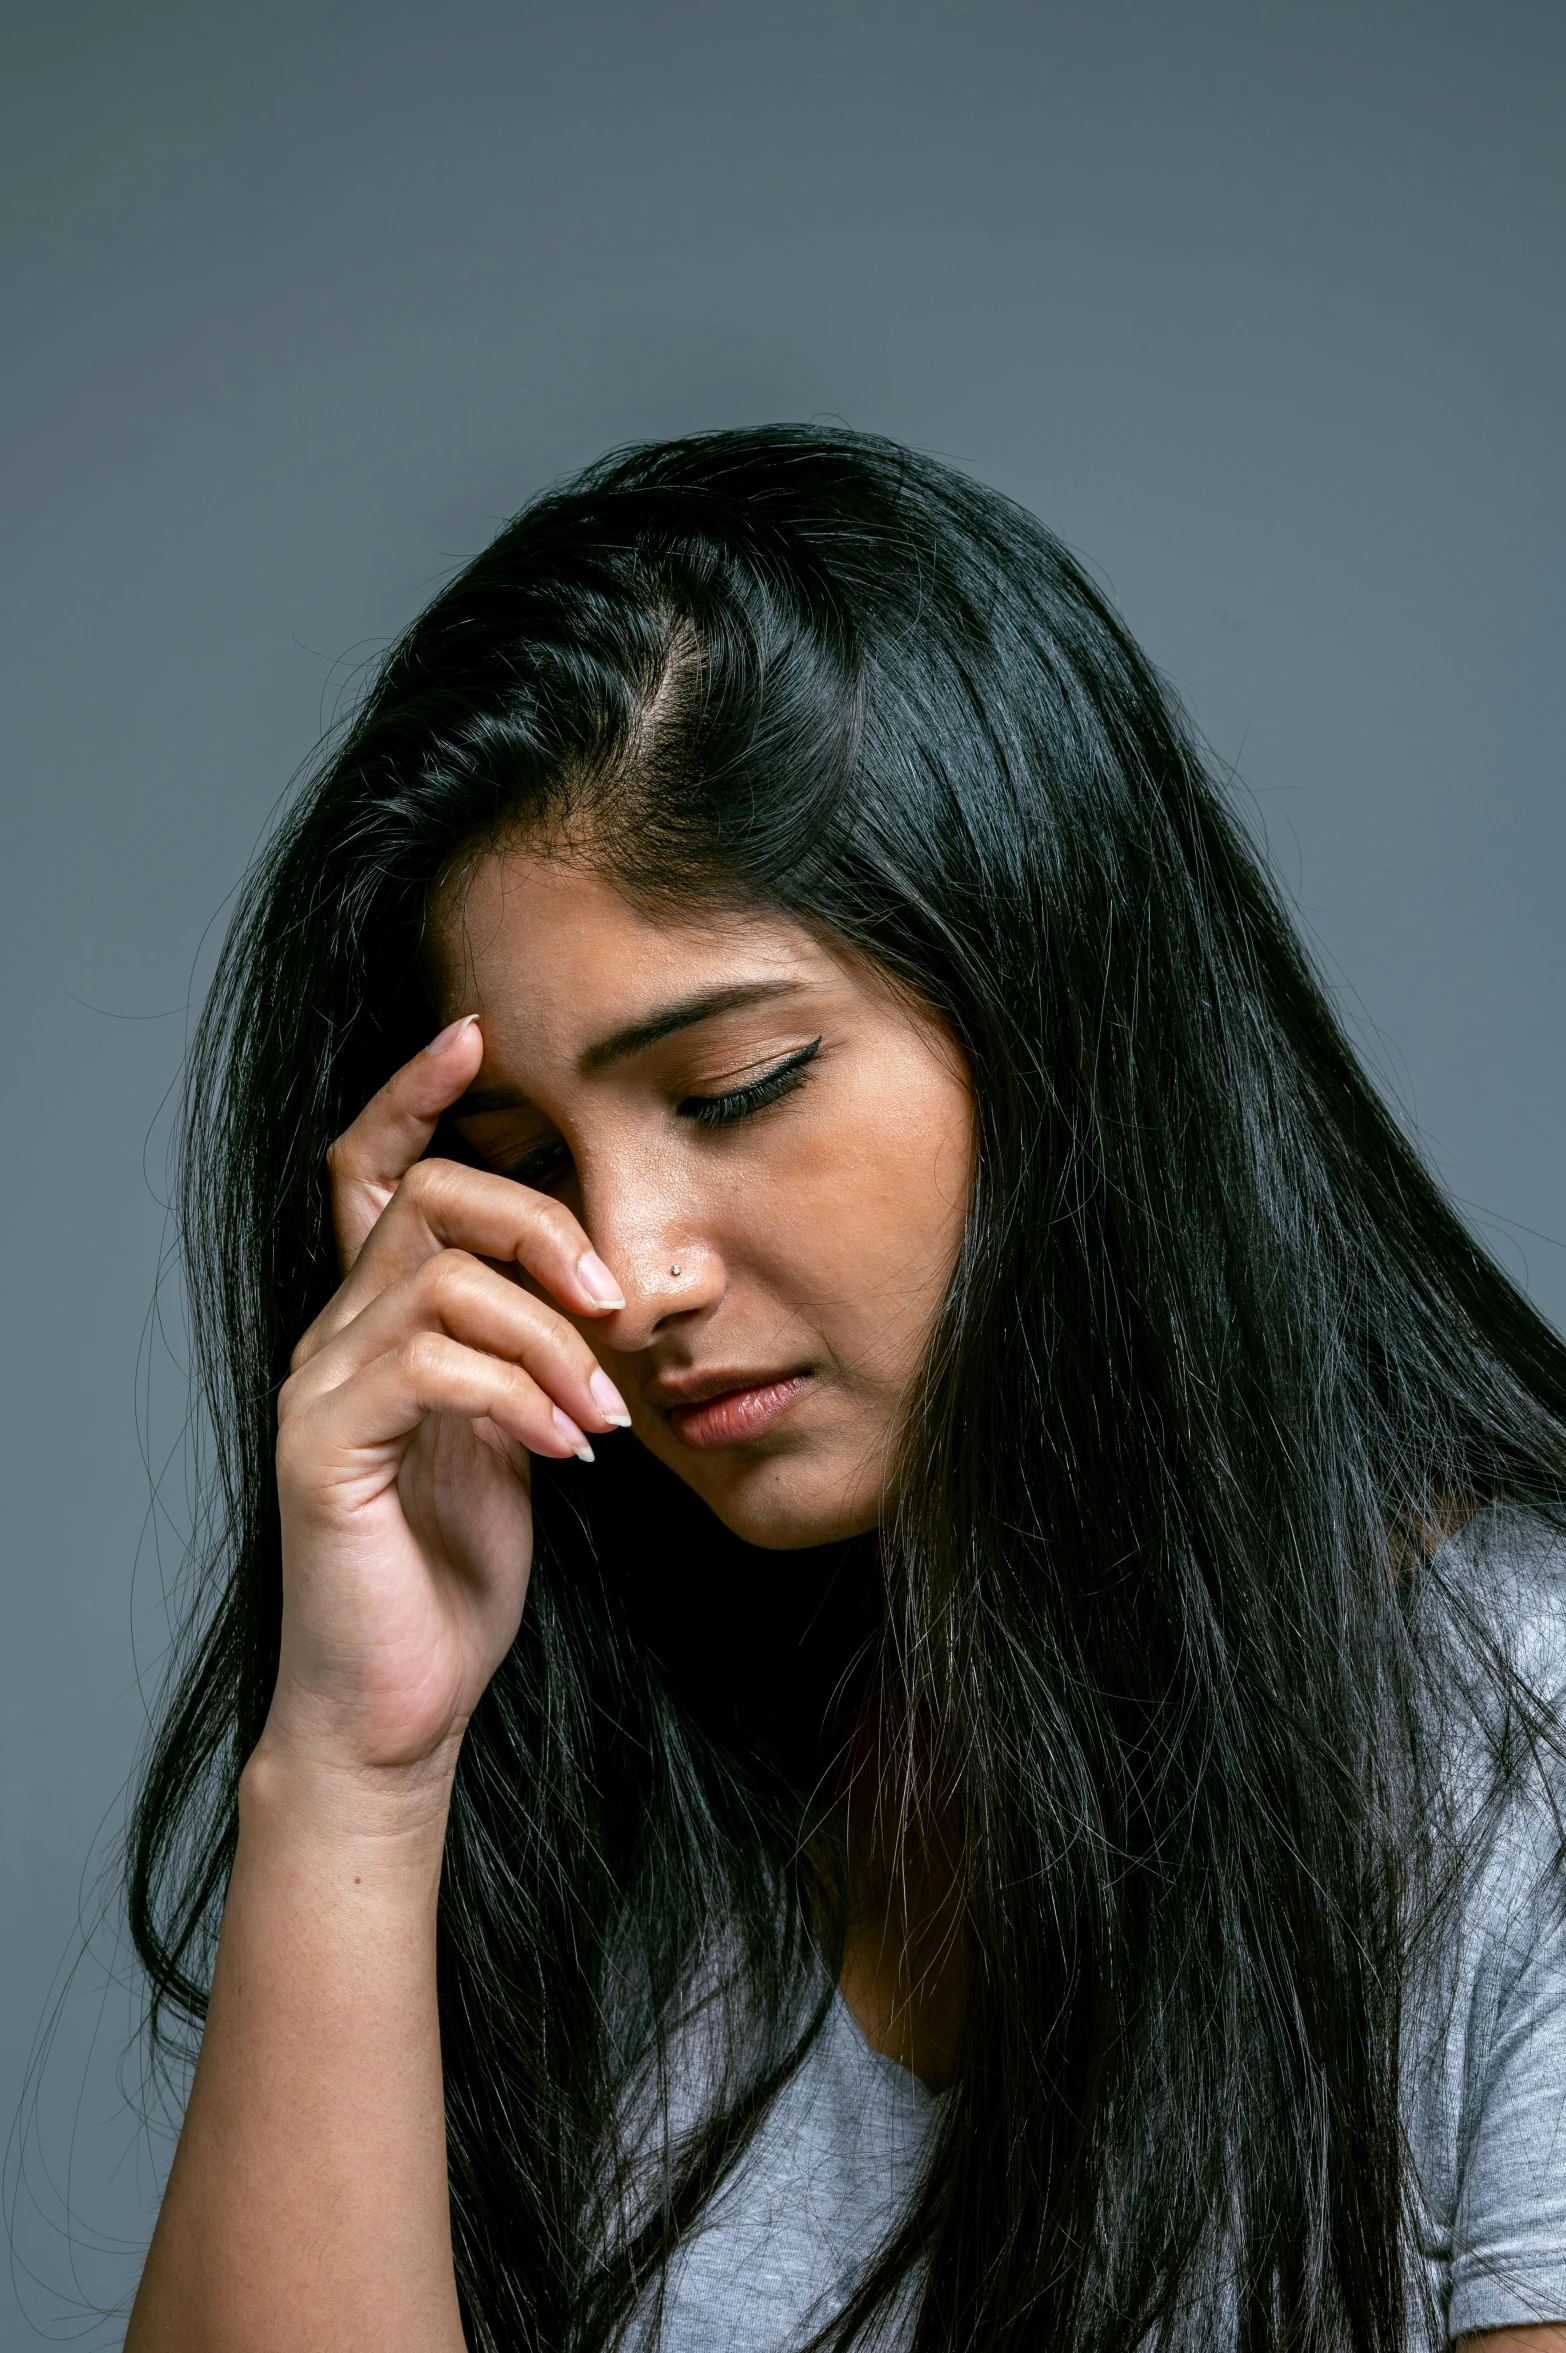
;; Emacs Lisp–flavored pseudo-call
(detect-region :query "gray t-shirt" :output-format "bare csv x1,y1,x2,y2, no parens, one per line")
637,1990,934,2353
637,1508,1566,2350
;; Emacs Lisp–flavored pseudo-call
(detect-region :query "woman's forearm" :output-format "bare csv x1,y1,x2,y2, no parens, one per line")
126,1741,467,2353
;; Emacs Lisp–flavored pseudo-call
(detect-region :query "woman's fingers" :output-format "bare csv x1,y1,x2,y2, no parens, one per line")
319,1023,627,1351
307,1157,625,1362
327,1017,485,1270
287,1249,631,1447
282,1331,595,1484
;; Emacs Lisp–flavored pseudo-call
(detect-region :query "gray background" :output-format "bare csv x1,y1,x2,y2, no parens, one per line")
2,0,1562,2339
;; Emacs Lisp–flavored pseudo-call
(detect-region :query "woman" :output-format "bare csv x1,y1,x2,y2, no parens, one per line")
126,427,1566,2352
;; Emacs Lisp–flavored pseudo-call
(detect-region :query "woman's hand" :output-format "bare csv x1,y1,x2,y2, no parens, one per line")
127,1016,604,2349
262,1015,630,1787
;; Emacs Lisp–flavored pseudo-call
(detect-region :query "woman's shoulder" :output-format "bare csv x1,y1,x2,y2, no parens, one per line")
1404,1505,1566,2335
1408,1503,1566,2034
1431,1499,1566,1698
1412,1500,1566,1975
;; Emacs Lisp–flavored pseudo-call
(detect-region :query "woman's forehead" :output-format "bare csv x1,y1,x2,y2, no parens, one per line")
425,847,838,1058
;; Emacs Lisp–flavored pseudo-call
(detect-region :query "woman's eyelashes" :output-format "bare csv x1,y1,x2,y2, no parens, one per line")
678,1037,823,1129
494,1038,824,1188
501,1136,573,1190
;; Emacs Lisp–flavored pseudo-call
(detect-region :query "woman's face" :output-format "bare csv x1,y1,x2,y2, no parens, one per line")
427,846,974,1550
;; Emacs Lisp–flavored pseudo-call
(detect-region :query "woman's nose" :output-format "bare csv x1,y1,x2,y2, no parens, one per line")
580,1180,724,1351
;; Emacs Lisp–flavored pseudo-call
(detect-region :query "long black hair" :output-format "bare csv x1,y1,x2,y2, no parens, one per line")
129,425,1566,2351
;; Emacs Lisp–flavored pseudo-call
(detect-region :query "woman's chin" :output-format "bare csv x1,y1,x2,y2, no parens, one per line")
675,1448,883,1552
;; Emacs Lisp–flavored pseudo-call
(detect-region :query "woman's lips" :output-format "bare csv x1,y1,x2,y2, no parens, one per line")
666,1375,812,1450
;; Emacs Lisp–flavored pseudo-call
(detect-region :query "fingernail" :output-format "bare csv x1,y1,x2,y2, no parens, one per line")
589,1368,633,1427
425,1014,477,1057
577,1250,626,1310
552,1406,595,1462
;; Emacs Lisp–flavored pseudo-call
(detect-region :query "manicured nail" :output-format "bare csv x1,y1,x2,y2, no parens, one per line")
576,1250,626,1310
589,1368,632,1427
425,1014,477,1057
552,1405,595,1462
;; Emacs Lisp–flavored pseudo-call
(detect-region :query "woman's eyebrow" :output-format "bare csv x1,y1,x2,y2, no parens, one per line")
578,980,810,1074
447,982,813,1117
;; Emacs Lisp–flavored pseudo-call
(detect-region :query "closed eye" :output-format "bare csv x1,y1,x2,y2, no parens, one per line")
679,1038,822,1129
487,1036,823,1187
498,1136,573,1191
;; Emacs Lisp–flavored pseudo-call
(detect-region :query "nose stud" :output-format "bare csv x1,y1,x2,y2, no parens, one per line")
670,1264,682,1278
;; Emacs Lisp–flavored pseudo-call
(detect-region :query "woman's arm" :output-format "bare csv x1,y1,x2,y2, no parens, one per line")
127,1018,629,2350
127,1746,462,2352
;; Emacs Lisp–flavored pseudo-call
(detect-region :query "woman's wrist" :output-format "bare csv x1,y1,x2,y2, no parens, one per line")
240,1720,463,1868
